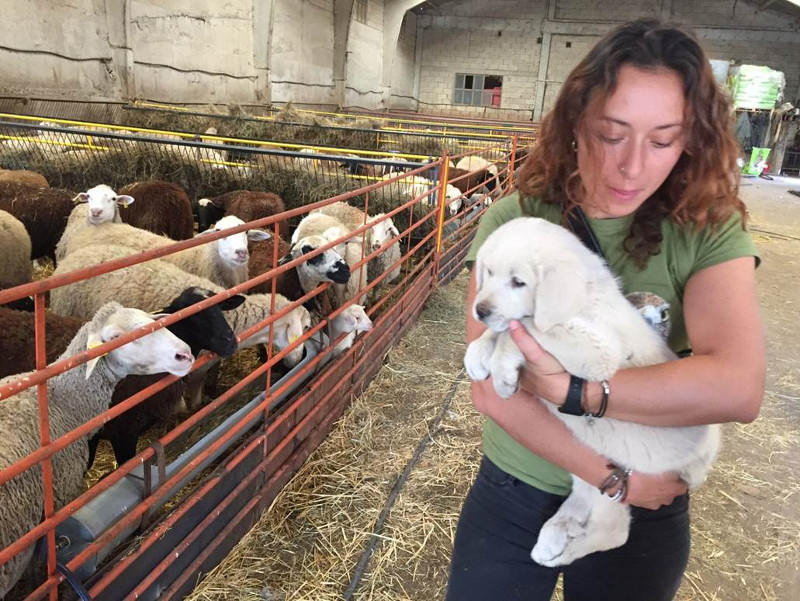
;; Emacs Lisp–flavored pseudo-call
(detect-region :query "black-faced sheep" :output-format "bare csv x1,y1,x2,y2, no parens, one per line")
196,190,287,233
0,210,32,290
0,169,48,189
0,182,76,260
118,181,194,240
293,213,367,306
0,302,193,597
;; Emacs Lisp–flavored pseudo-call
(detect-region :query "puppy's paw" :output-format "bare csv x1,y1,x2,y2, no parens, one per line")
531,514,587,567
492,365,520,399
464,340,492,381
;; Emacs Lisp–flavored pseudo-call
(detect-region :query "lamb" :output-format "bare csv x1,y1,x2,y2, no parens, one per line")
310,202,402,285
0,210,32,290
0,288,242,468
293,213,367,306
55,184,135,262
328,304,373,356
57,214,271,289
196,190,287,233
0,169,48,188
0,183,75,260
463,217,719,567
0,302,193,597
117,181,194,240
50,244,311,368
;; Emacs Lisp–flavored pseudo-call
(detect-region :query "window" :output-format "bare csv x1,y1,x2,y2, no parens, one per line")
354,0,368,24
453,73,503,107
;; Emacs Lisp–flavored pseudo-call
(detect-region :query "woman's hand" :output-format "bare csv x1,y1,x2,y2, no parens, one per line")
507,320,571,406
624,471,688,510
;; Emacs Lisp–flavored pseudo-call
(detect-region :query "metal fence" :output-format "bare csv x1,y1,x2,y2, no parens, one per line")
0,136,511,599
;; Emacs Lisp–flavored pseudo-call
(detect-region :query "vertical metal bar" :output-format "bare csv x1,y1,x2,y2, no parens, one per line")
33,292,58,601
508,135,518,190
433,155,449,282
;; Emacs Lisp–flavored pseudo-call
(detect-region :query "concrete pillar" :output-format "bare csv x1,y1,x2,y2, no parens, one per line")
253,0,275,104
103,0,134,100
334,0,356,107
381,0,426,108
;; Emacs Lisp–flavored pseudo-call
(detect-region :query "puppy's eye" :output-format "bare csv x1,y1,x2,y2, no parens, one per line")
660,308,670,321
486,268,493,277
510,277,526,288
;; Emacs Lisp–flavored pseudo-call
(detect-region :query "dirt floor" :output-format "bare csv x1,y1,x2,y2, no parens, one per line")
187,176,800,601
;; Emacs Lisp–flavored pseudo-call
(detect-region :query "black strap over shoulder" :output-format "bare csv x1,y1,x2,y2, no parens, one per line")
564,204,606,262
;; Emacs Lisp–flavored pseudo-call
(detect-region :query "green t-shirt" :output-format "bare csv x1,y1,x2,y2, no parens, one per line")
466,191,759,496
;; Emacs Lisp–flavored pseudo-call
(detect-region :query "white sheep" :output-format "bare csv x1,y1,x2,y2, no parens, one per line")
464,217,719,567
0,302,193,597
455,155,499,178
0,210,32,289
329,304,373,356
57,215,271,289
55,184,135,262
51,244,310,369
293,213,367,306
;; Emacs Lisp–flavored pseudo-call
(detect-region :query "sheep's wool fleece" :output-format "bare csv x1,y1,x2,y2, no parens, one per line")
466,190,759,497
0,303,125,597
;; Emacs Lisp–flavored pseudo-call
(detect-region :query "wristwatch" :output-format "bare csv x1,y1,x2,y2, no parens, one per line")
558,374,586,416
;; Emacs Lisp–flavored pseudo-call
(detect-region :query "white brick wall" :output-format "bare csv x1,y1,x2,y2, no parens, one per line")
415,0,800,118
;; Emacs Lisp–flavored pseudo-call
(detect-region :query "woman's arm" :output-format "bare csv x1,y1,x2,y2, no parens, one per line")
513,256,766,426
466,270,687,509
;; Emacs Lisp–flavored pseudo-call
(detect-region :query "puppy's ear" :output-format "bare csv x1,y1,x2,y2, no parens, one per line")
533,259,588,332
473,256,484,291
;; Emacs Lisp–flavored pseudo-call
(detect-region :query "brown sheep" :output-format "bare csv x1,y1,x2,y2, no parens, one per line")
447,167,495,195
118,180,194,240
0,182,75,260
197,190,287,234
246,236,298,296
0,169,49,188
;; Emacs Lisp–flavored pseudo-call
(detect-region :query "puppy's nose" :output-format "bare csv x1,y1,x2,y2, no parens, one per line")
475,303,491,321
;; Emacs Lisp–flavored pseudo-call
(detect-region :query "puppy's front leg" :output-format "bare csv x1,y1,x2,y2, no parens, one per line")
490,332,526,398
464,329,499,382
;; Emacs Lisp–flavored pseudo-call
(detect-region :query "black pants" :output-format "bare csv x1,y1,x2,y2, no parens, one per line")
446,457,690,601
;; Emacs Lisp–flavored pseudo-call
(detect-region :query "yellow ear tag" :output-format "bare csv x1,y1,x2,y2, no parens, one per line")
87,339,108,357
289,335,299,345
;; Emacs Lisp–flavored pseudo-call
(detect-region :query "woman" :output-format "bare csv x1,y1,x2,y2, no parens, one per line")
447,19,765,601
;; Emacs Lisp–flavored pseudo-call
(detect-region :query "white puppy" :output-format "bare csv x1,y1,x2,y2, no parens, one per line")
464,217,719,567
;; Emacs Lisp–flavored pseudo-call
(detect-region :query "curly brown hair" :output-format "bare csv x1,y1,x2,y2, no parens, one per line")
517,19,746,267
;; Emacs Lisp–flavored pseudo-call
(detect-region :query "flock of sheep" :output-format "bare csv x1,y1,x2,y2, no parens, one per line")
0,131,503,595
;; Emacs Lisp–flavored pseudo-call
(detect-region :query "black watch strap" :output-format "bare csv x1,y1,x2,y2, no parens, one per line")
559,375,586,416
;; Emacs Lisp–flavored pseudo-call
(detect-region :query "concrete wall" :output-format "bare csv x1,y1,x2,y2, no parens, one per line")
416,0,800,121
271,0,338,105
389,12,418,110
345,0,385,108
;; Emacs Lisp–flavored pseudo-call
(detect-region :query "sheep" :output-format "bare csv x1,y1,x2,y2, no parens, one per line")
293,213,367,306
455,155,499,178
310,202,402,285
329,304,373,356
0,182,75,260
0,169,48,189
463,217,719,567
50,243,311,369
55,184,135,262
196,190,286,232
0,302,193,597
117,181,194,240
0,288,242,468
0,210,32,290
56,215,271,289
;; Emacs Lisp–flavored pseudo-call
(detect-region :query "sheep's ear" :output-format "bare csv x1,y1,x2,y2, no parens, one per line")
148,312,170,321
115,195,135,208
219,294,246,310
72,192,90,205
85,324,123,380
533,262,588,332
388,225,399,238
247,229,272,242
